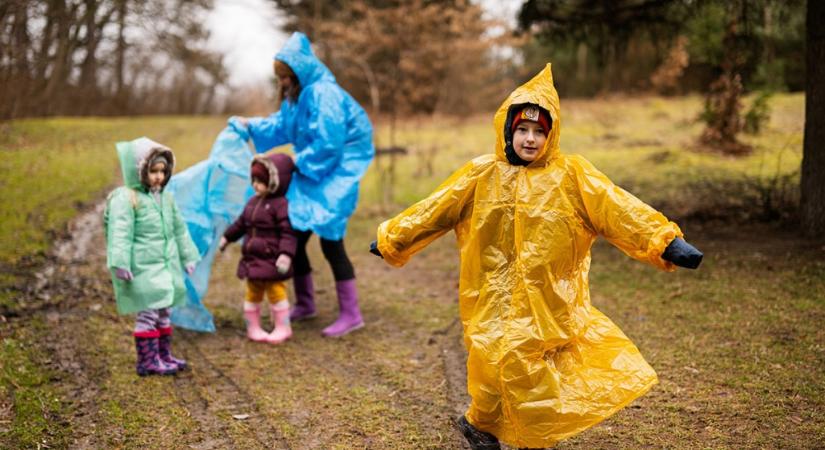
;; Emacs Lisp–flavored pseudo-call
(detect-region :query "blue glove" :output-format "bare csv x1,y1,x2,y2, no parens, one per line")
369,241,383,259
227,116,250,141
661,237,703,269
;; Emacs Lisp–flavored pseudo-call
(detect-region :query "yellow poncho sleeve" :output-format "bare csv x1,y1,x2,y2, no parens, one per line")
568,155,683,271
376,158,485,267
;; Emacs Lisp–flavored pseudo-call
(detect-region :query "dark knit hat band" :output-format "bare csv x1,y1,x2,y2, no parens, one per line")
511,105,551,133
251,161,269,185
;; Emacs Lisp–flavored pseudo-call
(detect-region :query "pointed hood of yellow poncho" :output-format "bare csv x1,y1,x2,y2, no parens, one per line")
494,63,561,166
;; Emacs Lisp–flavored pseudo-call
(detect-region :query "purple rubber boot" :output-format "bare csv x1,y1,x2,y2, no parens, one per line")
322,279,364,338
290,273,317,321
135,336,178,376
158,327,188,371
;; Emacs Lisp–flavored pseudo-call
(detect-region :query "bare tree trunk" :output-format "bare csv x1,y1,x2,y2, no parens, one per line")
576,42,588,81
44,0,76,115
36,1,57,83
79,0,100,91
115,0,127,98
354,58,380,114
801,0,825,236
9,1,31,116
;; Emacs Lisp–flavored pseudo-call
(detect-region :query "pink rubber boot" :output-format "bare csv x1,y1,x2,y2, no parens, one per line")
267,300,293,344
243,302,269,342
135,335,178,376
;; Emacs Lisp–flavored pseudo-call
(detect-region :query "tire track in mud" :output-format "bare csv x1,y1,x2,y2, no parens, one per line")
175,333,292,450
27,199,471,447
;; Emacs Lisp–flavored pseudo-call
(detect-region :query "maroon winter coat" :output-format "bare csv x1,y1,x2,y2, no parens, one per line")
224,153,297,281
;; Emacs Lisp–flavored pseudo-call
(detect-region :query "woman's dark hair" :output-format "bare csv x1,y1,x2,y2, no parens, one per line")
274,60,301,103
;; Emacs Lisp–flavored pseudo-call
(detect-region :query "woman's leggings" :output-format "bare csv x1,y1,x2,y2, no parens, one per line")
292,229,355,281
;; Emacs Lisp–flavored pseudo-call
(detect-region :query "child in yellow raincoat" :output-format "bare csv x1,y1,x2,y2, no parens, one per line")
370,64,702,449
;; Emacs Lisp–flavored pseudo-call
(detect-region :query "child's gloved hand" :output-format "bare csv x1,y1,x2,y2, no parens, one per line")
369,241,383,259
661,237,703,269
227,116,250,141
219,236,229,252
276,254,292,274
185,263,196,275
115,267,133,281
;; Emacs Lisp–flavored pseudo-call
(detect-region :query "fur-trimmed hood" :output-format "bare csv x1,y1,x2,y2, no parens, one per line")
252,153,294,196
116,137,176,191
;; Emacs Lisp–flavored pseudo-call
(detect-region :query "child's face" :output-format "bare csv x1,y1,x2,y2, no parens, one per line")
252,178,268,196
147,162,166,189
513,121,547,162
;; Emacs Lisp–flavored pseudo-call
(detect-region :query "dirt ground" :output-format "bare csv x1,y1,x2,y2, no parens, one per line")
2,198,824,449
3,200,476,449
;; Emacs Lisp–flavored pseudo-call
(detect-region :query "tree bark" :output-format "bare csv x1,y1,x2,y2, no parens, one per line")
115,0,127,98
801,0,825,236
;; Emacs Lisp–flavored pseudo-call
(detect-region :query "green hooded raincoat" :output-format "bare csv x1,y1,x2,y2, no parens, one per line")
105,137,200,315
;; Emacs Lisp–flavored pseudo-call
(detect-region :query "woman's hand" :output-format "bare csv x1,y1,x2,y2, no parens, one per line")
219,236,229,252
227,116,251,140
276,254,292,274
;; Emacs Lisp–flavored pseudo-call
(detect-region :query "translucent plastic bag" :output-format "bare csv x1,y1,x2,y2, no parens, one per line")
166,124,254,332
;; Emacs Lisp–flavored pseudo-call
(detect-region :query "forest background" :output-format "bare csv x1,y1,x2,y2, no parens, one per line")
1,1,824,448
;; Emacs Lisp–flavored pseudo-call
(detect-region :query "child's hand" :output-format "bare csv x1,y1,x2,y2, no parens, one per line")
276,254,292,274
185,263,196,275
369,241,383,259
219,236,228,252
661,237,703,269
115,267,133,281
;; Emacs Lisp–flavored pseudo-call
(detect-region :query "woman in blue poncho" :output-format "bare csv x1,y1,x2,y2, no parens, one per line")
233,32,374,337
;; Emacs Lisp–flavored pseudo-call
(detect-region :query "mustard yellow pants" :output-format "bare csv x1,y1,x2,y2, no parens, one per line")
245,280,288,304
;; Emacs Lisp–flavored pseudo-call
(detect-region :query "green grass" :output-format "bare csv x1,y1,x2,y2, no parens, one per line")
363,93,804,221
0,319,70,449
0,94,804,277
0,93,819,448
0,116,223,311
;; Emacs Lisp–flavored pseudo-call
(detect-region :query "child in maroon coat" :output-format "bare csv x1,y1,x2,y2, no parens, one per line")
220,153,298,344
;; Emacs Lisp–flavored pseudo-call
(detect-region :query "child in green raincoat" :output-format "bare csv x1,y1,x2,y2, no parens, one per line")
370,65,702,449
105,137,200,376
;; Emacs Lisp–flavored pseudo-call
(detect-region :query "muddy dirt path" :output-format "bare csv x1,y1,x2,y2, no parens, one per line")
20,201,474,448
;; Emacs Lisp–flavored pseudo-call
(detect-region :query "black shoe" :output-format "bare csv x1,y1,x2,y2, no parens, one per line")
455,415,501,450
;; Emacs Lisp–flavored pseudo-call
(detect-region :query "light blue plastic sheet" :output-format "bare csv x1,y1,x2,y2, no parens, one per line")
167,124,254,332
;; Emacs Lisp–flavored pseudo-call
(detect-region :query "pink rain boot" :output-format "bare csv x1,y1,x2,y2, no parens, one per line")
135,335,178,376
322,279,364,338
289,274,317,321
267,300,292,344
243,302,269,342
158,327,188,371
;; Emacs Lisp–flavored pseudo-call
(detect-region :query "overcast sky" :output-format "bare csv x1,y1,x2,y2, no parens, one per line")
207,0,520,87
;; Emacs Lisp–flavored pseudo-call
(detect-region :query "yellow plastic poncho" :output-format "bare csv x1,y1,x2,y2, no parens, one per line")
376,64,684,448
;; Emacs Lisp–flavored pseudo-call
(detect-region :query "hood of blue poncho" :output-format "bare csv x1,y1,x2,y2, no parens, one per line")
274,32,335,89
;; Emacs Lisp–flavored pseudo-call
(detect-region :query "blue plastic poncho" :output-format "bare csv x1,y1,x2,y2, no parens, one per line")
247,32,374,240
166,124,255,332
